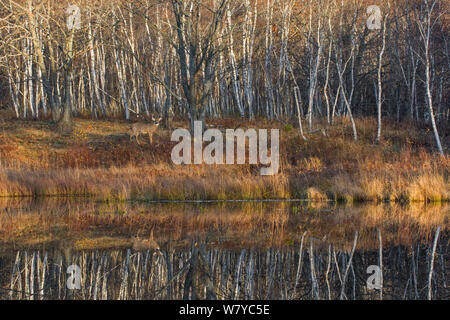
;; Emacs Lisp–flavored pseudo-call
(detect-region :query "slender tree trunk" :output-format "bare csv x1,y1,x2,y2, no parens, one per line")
376,15,388,143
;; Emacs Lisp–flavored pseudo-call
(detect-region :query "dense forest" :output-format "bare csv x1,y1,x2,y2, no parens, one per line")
0,0,448,154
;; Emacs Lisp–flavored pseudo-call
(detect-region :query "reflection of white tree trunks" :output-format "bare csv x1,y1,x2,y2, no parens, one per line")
428,226,441,300
378,230,383,300
119,249,130,300
30,252,35,300
340,232,358,300
246,250,255,299
309,238,320,299
325,245,332,299
233,249,245,299
293,232,307,299
3,233,449,300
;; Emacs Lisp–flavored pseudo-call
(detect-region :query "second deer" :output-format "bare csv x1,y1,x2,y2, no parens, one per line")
129,115,163,145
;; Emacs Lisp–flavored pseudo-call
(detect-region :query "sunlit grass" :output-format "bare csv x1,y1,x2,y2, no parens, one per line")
0,117,448,202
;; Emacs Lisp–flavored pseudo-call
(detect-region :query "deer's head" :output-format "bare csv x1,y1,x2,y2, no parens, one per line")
151,115,163,126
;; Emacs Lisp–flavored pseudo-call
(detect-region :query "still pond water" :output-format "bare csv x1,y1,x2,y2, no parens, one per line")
0,199,448,300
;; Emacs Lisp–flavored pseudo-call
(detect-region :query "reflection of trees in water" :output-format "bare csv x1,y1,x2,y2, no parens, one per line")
1,233,448,300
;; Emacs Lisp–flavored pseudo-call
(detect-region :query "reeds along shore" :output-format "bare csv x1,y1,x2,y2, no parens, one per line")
0,117,448,202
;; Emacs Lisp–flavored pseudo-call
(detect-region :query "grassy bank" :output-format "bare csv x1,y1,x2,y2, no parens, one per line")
0,116,448,202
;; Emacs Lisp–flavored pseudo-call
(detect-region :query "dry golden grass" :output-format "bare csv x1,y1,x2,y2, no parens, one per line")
73,237,131,250
407,173,449,202
0,117,448,202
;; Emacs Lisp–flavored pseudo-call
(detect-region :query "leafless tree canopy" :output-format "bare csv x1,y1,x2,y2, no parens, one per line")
0,0,448,151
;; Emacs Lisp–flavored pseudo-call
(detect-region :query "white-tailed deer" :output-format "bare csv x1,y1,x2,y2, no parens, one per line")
132,229,161,254
129,115,163,145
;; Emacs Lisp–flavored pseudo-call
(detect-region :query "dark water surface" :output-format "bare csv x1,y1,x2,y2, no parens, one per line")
0,198,448,300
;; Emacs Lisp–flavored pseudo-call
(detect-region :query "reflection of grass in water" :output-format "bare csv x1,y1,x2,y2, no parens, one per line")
73,237,131,250
306,203,449,251
0,199,447,250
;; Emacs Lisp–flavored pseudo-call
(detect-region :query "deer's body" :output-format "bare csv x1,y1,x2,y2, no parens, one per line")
132,236,160,252
132,230,161,254
128,116,162,145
